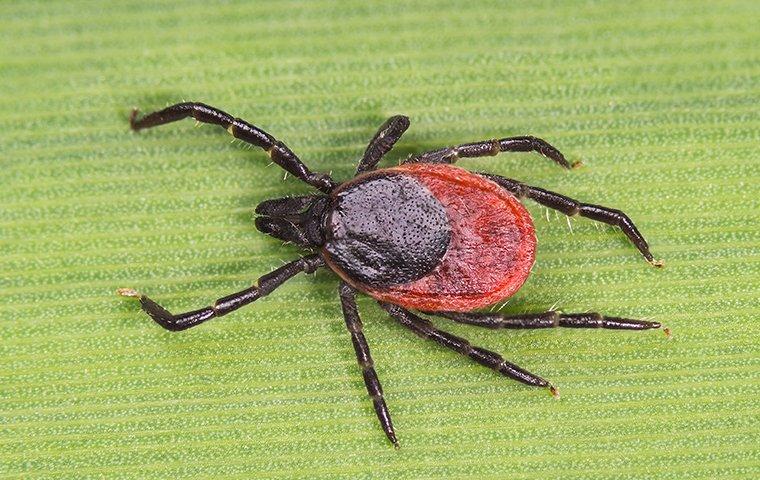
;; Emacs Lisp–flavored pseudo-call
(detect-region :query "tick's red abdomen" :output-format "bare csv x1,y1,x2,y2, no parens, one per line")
325,163,536,312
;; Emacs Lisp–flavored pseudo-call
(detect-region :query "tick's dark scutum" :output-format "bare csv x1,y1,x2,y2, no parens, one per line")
324,172,451,287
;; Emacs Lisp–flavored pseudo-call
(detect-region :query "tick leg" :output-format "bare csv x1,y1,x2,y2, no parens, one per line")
405,136,575,169
380,302,556,395
432,310,663,332
117,254,324,331
482,173,662,266
340,283,398,447
130,102,337,193
356,115,411,174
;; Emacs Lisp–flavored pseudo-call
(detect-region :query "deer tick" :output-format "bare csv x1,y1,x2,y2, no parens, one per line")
119,102,665,447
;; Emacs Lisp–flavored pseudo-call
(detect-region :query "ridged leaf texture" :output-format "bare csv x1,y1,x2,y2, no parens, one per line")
2,1,758,478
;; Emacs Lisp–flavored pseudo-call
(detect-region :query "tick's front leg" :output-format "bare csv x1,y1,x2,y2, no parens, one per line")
118,255,324,331
130,102,337,193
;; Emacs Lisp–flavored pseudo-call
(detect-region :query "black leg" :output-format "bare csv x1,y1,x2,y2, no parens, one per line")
356,115,411,174
117,254,324,331
432,310,667,335
339,283,398,447
405,135,577,169
482,173,662,266
130,102,337,193
380,302,558,396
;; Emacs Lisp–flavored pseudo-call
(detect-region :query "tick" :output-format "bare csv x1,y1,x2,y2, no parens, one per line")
119,102,666,447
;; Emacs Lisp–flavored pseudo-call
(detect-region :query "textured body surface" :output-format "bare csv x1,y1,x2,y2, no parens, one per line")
323,170,451,287
324,163,536,311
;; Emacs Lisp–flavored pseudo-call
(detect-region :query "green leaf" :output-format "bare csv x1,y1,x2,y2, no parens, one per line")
2,1,758,478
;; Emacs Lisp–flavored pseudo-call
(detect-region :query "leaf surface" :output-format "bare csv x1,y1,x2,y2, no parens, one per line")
2,1,759,478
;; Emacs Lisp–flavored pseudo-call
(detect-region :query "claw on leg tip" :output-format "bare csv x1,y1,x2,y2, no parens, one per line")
129,108,140,129
549,385,560,399
117,288,141,298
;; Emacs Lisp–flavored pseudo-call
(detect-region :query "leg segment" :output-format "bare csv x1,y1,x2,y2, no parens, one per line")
356,115,411,174
339,283,398,447
432,310,662,331
130,102,337,193
406,135,576,169
379,302,556,395
482,173,661,266
117,254,324,331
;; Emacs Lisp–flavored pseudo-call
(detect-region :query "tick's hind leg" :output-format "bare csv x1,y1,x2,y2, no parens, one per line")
432,310,666,335
356,115,410,174
129,102,336,193
340,283,398,447
405,135,576,169
380,302,558,397
118,254,323,331
482,173,662,266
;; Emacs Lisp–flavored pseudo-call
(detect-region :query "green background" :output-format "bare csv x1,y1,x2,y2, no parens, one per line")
2,1,759,478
